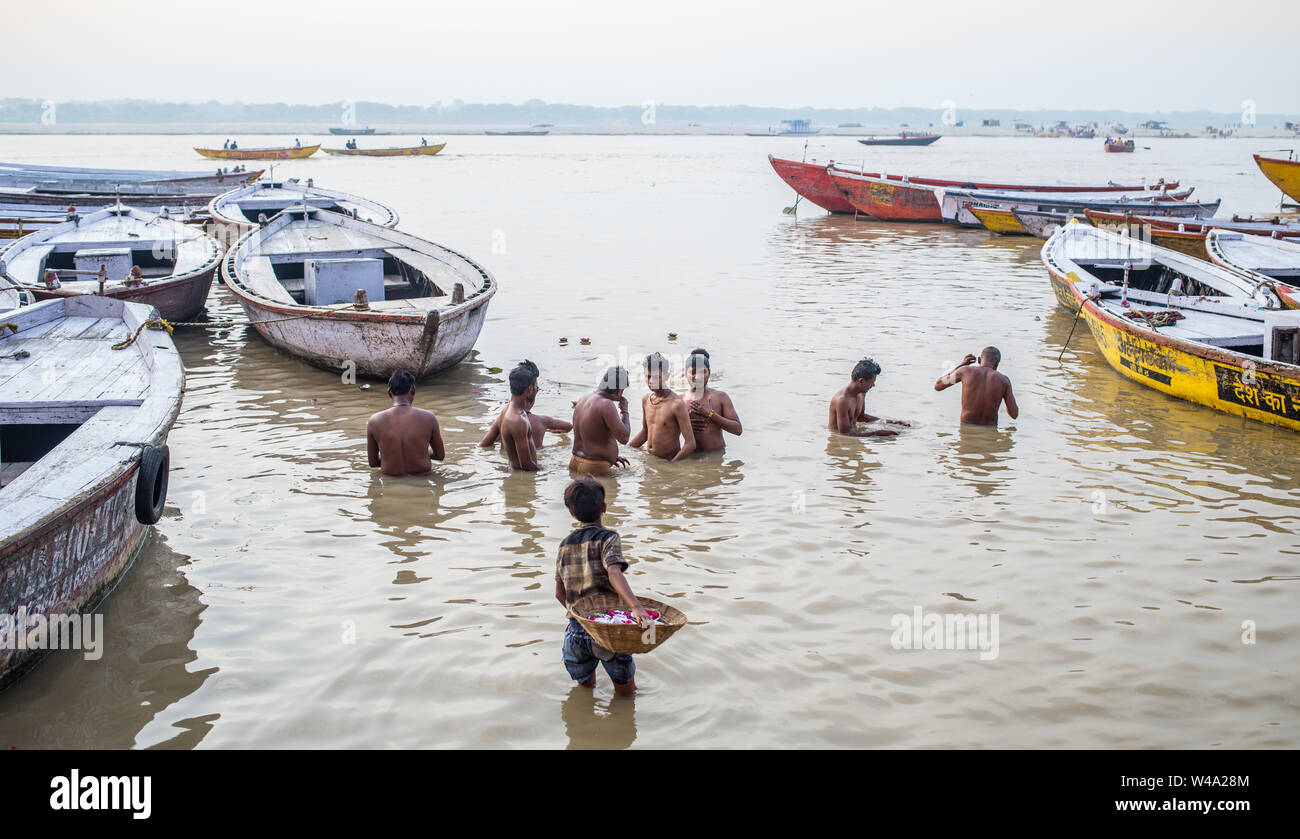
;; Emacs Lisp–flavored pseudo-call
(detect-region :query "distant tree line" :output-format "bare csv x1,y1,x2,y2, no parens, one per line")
0,97,1291,127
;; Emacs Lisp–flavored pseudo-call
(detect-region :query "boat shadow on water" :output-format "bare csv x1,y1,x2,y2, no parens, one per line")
0,534,214,749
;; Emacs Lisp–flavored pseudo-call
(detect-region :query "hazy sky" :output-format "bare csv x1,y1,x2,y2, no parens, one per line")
7,0,1298,113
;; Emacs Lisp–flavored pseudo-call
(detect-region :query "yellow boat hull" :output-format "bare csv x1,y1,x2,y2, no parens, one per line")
1048,267,1300,431
195,145,320,160
969,205,1031,235
1255,154,1300,204
322,143,445,157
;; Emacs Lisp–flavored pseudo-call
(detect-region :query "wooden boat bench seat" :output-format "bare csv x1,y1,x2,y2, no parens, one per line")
384,247,461,297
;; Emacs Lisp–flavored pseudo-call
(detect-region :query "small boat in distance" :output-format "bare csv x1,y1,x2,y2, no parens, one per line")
328,127,377,135
857,133,941,147
208,179,399,242
484,129,549,136
222,208,496,379
0,295,184,688
196,144,319,160
1104,137,1136,153
1043,222,1300,431
746,119,820,137
322,143,446,157
1254,151,1300,203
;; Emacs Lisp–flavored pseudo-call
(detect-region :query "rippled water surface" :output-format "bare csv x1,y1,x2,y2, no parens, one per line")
1,135,1297,748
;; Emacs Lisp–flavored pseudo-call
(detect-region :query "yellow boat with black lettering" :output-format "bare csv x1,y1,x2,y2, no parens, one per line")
969,204,1031,235
1043,221,1300,431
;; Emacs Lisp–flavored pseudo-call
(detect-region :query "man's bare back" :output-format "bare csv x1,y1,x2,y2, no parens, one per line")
572,389,630,467
367,405,444,476
498,403,538,470
935,349,1019,426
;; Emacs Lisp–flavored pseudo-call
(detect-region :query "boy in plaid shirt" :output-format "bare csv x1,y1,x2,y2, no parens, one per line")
555,476,653,696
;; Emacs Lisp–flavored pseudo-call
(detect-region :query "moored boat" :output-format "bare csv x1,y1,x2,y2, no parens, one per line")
857,133,940,147
1012,208,1081,238
207,179,399,243
1253,152,1300,203
1042,222,1300,430
0,161,262,195
0,295,183,688
1082,209,1300,237
322,143,446,157
0,205,223,322
195,145,319,160
329,127,377,135
222,208,496,378
1104,137,1136,153
938,185,1211,227
767,157,856,213
484,130,548,136
1205,229,1300,307
969,205,1031,235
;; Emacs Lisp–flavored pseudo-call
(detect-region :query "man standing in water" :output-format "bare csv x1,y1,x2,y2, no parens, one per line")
569,367,633,476
828,358,907,437
630,353,696,461
481,361,573,454
934,347,1019,425
366,370,445,476
487,361,543,471
683,349,742,453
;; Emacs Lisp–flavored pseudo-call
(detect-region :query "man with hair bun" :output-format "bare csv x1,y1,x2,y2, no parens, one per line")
682,348,742,453
366,369,446,476
828,357,909,437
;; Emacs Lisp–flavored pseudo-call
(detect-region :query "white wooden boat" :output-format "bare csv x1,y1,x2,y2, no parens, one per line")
936,185,1211,227
1206,229,1300,308
207,179,398,244
222,207,496,378
0,274,30,312
1013,208,1084,238
0,205,222,322
1043,222,1300,430
0,295,183,687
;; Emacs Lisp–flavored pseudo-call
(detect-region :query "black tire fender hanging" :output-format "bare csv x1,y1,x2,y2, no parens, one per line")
134,444,170,525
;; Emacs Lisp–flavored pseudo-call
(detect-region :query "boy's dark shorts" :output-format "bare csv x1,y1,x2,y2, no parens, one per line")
563,618,635,684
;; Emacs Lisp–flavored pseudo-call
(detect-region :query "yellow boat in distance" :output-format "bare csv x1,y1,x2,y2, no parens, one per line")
322,143,446,157
968,204,1031,235
1043,222,1300,431
1254,152,1300,204
196,145,320,160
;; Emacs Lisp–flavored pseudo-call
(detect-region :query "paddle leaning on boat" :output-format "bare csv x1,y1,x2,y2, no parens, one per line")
1043,221,1300,431
0,204,223,322
221,205,495,379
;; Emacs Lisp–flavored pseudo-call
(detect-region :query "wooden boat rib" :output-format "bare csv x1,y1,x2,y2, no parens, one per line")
1206,229,1300,308
208,180,399,243
1043,222,1300,431
1253,152,1300,203
0,295,183,687
0,205,223,322
195,145,319,161
322,143,446,157
221,208,496,378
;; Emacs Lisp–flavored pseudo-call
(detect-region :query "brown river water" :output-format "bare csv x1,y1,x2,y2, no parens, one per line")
0,135,1296,748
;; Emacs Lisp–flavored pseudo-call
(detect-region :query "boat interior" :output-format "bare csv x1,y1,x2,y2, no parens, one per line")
229,192,360,224
237,210,480,312
1,209,213,289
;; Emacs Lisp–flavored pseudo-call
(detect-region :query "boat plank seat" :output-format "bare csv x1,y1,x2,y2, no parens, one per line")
254,220,385,255
238,256,297,304
383,248,459,297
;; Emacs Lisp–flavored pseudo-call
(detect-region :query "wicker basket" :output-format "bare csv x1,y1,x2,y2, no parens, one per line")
570,594,687,655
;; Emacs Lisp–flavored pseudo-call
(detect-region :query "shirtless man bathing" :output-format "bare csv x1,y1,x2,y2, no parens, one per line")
934,346,1019,425
630,352,696,461
480,360,573,470
683,348,741,453
828,358,910,437
367,369,446,476
569,366,633,476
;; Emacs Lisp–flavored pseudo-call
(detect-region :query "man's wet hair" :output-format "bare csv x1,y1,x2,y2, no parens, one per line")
980,346,1001,367
509,360,539,396
388,369,416,395
687,348,710,372
851,358,882,382
564,476,605,523
598,366,629,394
645,352,671,376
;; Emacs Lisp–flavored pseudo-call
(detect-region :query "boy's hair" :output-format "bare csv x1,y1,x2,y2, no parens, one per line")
388,369,416,395
509,360,539,395
687,348,710,372
645,352,670,375
564,476,605,523
851,358,881,382
598,366,629,394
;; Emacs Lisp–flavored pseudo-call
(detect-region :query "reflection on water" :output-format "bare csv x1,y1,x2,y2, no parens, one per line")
1,135,1297,748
